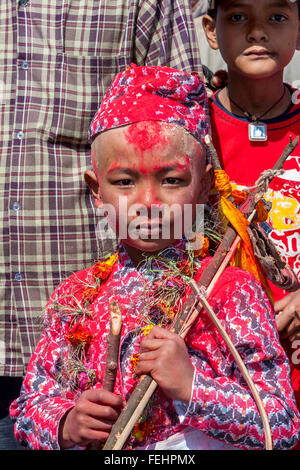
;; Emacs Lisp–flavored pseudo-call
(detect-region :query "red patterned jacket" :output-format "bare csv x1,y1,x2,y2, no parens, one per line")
10,244,300,450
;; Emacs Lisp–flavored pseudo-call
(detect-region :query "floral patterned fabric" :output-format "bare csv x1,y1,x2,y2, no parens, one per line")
10,244,300,450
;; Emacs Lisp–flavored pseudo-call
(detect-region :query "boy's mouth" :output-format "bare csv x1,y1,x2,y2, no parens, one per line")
131,221,163,239
244,48,273,57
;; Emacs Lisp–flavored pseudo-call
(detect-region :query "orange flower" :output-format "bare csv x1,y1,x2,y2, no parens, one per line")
177,259,192,276
65,323,94,347
193,236,209,258
93,253,118,281
93,262,113,281
130,353,140,373
158,300,176,320
132,420,155,442
82,286,99,305
232,189,247,205
141,325,155,337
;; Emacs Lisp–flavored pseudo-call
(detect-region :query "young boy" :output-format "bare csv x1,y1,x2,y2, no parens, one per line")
9,65,300,450
202,0,300,447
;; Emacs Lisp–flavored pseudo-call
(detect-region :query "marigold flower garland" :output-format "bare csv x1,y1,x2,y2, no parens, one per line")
56,253,119,391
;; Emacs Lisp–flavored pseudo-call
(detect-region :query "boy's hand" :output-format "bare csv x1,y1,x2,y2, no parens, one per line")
134,326,194,404
275,288,300,342
59,389,124,449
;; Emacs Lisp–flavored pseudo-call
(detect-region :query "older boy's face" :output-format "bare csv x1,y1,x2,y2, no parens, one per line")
205,0,300,79
88,122,212,256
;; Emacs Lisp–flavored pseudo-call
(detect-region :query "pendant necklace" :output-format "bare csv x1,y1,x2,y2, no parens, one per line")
227,86,286,142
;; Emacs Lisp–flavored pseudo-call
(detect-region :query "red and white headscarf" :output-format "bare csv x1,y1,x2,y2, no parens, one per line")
88,64,210,148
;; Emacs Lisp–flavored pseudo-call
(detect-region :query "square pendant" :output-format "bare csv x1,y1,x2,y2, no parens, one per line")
248,122,267,141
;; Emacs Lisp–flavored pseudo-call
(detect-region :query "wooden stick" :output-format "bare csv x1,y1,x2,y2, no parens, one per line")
89,300,122,450
273,135,299,171
103,375,158,450
102,300,123,392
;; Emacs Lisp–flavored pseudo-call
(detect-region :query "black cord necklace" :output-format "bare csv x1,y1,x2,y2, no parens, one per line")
227,86,286,141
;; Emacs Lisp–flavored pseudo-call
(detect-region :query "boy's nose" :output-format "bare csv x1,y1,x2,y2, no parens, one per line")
138,183,161,212
247,19,268,42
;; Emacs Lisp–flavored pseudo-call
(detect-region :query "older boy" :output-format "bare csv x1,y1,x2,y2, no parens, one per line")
9,66,300,450
202,1,300,445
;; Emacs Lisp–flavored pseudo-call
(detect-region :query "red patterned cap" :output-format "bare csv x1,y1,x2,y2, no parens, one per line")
88,64,209,147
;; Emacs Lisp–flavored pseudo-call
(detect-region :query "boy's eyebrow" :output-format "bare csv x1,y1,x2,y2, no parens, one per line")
266,0,292,8
153,163,191,172
223,0,292,9
107,166,136,175
107,162,191,174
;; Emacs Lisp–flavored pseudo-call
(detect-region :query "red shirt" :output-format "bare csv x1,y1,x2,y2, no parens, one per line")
209,87,300,303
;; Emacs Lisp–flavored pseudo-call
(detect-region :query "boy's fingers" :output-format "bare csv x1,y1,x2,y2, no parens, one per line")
146,325,176,340
82,414,116,431
276,308,295,332
82,389,124,408
89,403,122,421
140,338,166,353
274,295,290,313
138,350,159,362
135,359,157,376
280,317,300,338
76,429,111,447
274,289,300,314
289,330,300,342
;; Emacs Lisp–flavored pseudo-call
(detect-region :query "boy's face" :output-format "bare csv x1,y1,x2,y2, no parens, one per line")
204,0,300,79
86,122,212,258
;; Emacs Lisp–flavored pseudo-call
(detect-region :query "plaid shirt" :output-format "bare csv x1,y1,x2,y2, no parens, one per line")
0,0,202,377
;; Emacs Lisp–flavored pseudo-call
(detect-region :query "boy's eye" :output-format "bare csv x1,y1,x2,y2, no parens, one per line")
113,179,133,186
229,14,246,22
270,14,287,22
162,177,182,185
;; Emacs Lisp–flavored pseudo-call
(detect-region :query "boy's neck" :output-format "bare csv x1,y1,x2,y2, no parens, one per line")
123,243,145,268
122,239,187,269
219,71,291,120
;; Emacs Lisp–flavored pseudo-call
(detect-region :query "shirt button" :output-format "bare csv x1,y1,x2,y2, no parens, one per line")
21,61,29,70
11,201,21,211
14,273,23,282
19,0,28,6
17,131,24,140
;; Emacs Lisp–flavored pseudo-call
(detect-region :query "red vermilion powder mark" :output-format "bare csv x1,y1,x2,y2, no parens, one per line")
125,122,169,154
152,155,191,172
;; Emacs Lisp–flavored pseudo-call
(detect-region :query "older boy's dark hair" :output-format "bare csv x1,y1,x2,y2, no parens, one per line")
208,0,300,19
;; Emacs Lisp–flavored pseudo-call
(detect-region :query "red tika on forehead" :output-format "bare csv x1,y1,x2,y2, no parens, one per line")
88,64,210,148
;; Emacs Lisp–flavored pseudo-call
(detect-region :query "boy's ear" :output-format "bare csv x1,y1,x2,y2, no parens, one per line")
84,169,103,209
297,20,300,50
198,164,215,204
202,14,219,50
